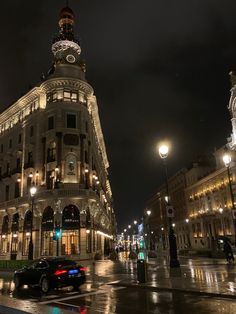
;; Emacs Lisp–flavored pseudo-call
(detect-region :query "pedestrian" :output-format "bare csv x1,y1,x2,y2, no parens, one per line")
223,241,235,263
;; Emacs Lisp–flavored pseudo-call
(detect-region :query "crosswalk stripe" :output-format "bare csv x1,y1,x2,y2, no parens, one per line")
38,286,126,304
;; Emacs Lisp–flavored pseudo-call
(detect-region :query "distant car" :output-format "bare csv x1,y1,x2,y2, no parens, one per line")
14,257,86,293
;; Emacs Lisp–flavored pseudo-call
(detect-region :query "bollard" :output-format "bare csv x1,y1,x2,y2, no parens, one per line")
137,259,147,283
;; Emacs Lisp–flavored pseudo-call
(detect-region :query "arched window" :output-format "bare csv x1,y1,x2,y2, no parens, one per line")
2,215,9,234
23,210,32,256
1,215,9,254
41,206,54,256
12,213,19,232
61,205,80,255
62,205,80,229
11,213,19,255
42,206,54,231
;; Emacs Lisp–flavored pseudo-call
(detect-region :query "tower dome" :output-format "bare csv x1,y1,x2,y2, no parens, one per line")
59,6,75,28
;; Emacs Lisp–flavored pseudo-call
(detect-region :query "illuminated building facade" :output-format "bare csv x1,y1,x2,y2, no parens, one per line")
145,152,236,253
185,148,236,251
0,6,115,260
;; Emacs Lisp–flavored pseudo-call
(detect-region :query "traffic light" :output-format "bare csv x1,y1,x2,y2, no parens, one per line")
53,226,61,240
139,239,145,249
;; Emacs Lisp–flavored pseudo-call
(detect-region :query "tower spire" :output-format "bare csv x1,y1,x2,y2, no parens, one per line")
51,5,82,65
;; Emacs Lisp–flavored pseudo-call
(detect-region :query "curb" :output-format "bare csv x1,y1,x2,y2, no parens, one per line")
110,282,236,300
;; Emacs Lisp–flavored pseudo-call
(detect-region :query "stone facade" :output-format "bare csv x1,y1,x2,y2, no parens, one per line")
0,6,116,260
144,153,236,253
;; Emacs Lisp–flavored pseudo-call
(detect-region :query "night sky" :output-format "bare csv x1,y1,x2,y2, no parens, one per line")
0,1,236,231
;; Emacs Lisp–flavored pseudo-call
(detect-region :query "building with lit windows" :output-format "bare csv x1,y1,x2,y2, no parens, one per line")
185,148,236,252
0,6,116,260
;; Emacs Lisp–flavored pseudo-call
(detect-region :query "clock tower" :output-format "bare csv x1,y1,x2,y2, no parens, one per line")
51,6,86,78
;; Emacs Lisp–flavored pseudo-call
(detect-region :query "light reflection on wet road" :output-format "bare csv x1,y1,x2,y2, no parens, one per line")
0,257,236,313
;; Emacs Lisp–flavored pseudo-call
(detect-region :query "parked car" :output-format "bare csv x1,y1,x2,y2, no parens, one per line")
13,257,86,293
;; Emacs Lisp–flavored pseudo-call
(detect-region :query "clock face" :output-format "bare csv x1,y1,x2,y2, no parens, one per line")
66,54,76,63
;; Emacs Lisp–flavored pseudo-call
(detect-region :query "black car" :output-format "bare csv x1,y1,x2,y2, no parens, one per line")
14,257,86,293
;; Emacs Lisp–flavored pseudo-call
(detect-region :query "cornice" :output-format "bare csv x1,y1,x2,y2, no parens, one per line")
41,77,93,96
0,87,42,126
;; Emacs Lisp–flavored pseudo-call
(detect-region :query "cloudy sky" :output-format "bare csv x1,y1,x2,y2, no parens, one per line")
0,0,236,230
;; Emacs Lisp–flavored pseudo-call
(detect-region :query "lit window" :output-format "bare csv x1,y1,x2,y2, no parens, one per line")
52,92,57,102
71,93,77,102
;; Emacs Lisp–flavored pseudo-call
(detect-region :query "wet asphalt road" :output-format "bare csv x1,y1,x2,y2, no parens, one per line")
1,257,236,313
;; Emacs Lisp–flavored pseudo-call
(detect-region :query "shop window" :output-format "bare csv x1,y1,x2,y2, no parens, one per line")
23,211,32,256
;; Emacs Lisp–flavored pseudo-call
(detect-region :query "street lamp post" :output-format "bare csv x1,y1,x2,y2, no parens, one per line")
159,144,180,268
28,185,37,260
223,153,236,245
145,210,151,251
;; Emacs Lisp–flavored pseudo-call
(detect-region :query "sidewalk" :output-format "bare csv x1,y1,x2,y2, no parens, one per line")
116,255,236,299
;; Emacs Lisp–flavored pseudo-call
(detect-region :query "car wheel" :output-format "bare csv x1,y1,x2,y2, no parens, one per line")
14,275,22,289
41,277,50,293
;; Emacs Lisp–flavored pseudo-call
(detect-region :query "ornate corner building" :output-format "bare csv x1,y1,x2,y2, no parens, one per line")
0,6,116,260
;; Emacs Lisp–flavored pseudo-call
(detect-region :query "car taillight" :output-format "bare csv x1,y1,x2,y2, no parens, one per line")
54,269,67,276
79,267,88,272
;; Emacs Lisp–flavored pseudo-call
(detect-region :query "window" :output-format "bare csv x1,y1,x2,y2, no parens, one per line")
16,158,21,169
52,92,57,102
28,152,33,165
9,139,12,149
47,142,56,163
18,134,22,144
71,92,77,102
15,182,20,198
64,91,71,100
5,185,9,201
30,126,34,137
6,163,10,175
67,114,76,128
48,116,54,130
85,151,88,163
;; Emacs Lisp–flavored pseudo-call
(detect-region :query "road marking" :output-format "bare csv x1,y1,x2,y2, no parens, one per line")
105,280,121,285
53,301,84,309
43,294,59,299
39,286,126,304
